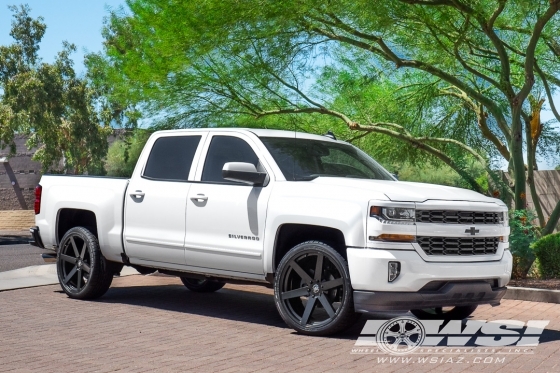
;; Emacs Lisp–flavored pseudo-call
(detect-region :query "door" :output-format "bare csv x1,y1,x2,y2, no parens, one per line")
124,134,203,264
185,134,272,274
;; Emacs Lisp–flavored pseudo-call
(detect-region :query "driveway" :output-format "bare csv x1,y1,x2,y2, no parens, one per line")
0,243,46,272
1,275,559,372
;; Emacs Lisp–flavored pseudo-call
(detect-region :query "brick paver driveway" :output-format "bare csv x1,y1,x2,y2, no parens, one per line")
1,275,559,373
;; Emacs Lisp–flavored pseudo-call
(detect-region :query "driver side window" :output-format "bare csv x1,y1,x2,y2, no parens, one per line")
201,136,259,183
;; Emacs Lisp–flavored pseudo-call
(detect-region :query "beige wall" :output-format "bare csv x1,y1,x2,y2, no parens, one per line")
0,210,35,230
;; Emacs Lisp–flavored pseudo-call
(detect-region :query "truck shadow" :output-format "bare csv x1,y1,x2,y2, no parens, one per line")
94,284,560,344
96,284,390,340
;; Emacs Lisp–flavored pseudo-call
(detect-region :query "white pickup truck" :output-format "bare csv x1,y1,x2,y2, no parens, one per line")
31,128,512,335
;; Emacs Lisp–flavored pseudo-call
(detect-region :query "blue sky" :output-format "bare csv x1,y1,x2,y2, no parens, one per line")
0,1,127,73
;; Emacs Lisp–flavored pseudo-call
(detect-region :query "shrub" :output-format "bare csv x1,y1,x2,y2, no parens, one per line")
105,129,151,177
509,209,540,279
532,233,560,279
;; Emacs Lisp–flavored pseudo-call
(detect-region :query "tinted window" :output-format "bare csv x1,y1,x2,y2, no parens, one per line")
260,137,394,181
143,136,201,181
202,136,259,182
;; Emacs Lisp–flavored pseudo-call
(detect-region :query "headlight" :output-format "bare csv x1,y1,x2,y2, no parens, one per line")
370,206,415,223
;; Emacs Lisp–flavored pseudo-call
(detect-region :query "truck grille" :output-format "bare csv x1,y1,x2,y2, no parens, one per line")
417,236,500,256
415,210,503,224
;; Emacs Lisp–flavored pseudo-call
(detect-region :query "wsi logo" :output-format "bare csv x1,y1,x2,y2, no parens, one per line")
354,317,549,355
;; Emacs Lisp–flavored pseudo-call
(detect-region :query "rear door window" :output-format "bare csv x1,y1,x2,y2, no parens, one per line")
143,136,202,181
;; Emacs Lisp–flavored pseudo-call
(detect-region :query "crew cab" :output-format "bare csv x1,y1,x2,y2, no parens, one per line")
31,128,512,335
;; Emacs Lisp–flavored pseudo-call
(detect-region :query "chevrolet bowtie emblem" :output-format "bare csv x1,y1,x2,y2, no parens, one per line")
465,227,479,235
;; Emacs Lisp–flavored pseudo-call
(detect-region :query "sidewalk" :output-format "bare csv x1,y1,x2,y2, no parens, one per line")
0,264,139,291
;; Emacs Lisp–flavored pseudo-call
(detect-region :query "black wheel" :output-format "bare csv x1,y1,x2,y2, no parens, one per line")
180,277,225,292
274,241,360,336
410,305,478,320
57,227,116,300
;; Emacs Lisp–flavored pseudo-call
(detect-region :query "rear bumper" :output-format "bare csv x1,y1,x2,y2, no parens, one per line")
354,281,507,312
30,226,56,263
29,226,45,249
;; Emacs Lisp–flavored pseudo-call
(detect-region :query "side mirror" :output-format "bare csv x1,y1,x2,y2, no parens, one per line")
222,162,267,185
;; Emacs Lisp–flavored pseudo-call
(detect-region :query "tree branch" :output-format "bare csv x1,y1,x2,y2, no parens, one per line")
438,88,511,161
543,199,560,235
306,21,513,142
524,115,546,227
516,1,560,105
534,61,560,123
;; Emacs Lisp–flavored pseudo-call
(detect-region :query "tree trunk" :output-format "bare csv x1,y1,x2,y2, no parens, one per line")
510,109,526,210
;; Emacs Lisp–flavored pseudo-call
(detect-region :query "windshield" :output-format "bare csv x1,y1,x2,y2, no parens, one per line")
260,137,395,181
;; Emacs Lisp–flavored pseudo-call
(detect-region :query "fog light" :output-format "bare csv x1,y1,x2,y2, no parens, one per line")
388,261,401,282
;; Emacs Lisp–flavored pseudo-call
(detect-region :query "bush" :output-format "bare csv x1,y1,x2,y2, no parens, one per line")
509,209,540,279
532,233,560,278
105,129,152,177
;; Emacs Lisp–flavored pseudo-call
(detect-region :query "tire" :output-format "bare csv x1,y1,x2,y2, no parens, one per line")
410,305,478,320
57,226,117,300
180,277,225,292
274,241,360,336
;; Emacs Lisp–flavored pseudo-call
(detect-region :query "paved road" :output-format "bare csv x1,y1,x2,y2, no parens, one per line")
0,243,46,272
1,275,559,372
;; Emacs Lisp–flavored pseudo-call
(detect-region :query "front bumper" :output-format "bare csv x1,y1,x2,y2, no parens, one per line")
347,247,512,312
347,247,512,292
354,281,507,312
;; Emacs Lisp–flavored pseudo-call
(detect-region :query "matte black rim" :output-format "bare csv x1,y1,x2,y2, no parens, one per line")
59,235,91,293
279,250,345,328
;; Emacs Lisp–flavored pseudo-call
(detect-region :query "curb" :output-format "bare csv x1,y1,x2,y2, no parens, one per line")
504,286,560,304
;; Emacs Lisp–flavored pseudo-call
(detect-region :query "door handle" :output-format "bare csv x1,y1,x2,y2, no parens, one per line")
130,190,145,198
190,194,208,202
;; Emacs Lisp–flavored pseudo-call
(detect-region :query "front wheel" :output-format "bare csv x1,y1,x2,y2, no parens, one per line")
57,227,117,300
274,241,360,336
410,305,478,320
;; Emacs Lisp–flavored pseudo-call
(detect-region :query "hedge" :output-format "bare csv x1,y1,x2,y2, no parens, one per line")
532,233,560,279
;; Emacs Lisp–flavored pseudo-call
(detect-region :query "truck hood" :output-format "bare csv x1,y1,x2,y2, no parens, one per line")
311,177,501,204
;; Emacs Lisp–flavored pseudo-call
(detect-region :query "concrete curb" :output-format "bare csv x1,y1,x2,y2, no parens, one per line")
0,264,139,292
504,286,560,304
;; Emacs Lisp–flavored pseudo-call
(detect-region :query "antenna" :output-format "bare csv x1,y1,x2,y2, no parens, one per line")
324,130,336,140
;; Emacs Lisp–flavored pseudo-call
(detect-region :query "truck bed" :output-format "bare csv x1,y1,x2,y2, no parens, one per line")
35,175,129,262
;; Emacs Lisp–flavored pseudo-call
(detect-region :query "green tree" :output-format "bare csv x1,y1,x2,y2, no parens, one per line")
91,0,560,233
105,128,151,177
0,5,113,174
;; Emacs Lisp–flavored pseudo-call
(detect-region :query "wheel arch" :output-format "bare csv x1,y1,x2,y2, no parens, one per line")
272,224,347,272
57,208,98,244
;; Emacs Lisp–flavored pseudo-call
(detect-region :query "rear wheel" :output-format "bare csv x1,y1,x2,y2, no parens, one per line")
410,305,478,320
180,277,225,292
274,241,360,336
57,227,117,300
